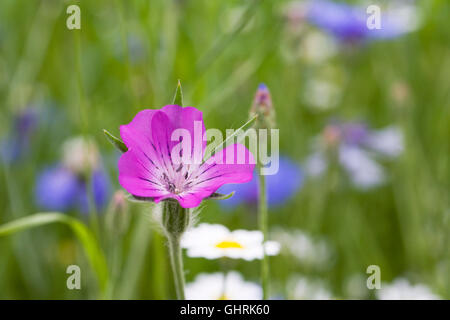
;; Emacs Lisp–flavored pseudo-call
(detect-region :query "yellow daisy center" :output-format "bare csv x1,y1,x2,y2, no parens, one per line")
218,294,229,300
215,240,244,249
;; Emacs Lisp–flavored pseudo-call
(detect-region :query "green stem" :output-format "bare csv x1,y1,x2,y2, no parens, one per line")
162,200,189,300
167,234,185,300
258,165,269,299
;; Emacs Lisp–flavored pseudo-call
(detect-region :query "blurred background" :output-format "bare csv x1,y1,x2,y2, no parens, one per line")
0,0,448,299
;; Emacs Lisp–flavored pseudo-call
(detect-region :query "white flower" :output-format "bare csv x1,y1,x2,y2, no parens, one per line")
301,30,337,64
289,276,333,300
303,79,341,111
62,136,99,174
181,223,280,261
186,272,262,300
377,278,441,300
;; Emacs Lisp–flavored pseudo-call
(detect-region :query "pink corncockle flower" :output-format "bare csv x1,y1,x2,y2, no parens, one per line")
118,105,255,208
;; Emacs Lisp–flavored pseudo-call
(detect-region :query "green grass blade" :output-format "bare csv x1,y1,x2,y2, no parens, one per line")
0,212,109,295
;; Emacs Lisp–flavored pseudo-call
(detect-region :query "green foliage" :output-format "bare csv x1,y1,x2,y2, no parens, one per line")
0,0,449,299
0,213,109,295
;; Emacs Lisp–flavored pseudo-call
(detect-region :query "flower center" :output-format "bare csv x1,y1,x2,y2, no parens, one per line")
218,294,229,300
167,181,180,194
163,172,186,194
215,240,244,249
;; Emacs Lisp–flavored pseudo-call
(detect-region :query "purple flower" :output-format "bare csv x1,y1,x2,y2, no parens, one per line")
304,0,419,43
118,105,255,208
218,156,303,208
35,165,110,214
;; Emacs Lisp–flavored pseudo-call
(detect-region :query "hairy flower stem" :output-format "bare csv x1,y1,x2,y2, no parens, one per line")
257,164,269,299
167,234,185,299
162,200,189,300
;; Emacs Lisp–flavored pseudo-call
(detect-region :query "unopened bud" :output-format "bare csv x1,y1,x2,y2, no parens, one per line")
250,83,276,129
106,190,130,235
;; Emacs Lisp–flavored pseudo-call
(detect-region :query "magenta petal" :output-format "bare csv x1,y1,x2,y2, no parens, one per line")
175,190,211,208
150,111,178,179
161,105,206,162
118,150,167,198
120,109,158,150
188,144,255,195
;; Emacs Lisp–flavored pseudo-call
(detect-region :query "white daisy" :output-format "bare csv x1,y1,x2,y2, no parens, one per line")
181,223,280,261
377,278,441,300
186,272,262,300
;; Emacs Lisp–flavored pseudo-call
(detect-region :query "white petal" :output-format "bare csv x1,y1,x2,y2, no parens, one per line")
186,272,262,300
365,126,404,157
377,278,440,300
339,145,385,189
264,241,281,256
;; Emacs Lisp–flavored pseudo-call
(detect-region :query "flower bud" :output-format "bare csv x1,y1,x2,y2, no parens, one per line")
106,190,130,236
250,83,276,129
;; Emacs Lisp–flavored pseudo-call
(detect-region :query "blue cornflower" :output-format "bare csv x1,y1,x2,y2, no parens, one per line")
35,166,110,213
34,136,111,214
218,156,303,209
304,0,420,43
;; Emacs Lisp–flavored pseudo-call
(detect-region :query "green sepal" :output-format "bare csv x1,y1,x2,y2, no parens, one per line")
125,194,154,203
172,79,184,107
103,129,128,153
207,191,235,200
